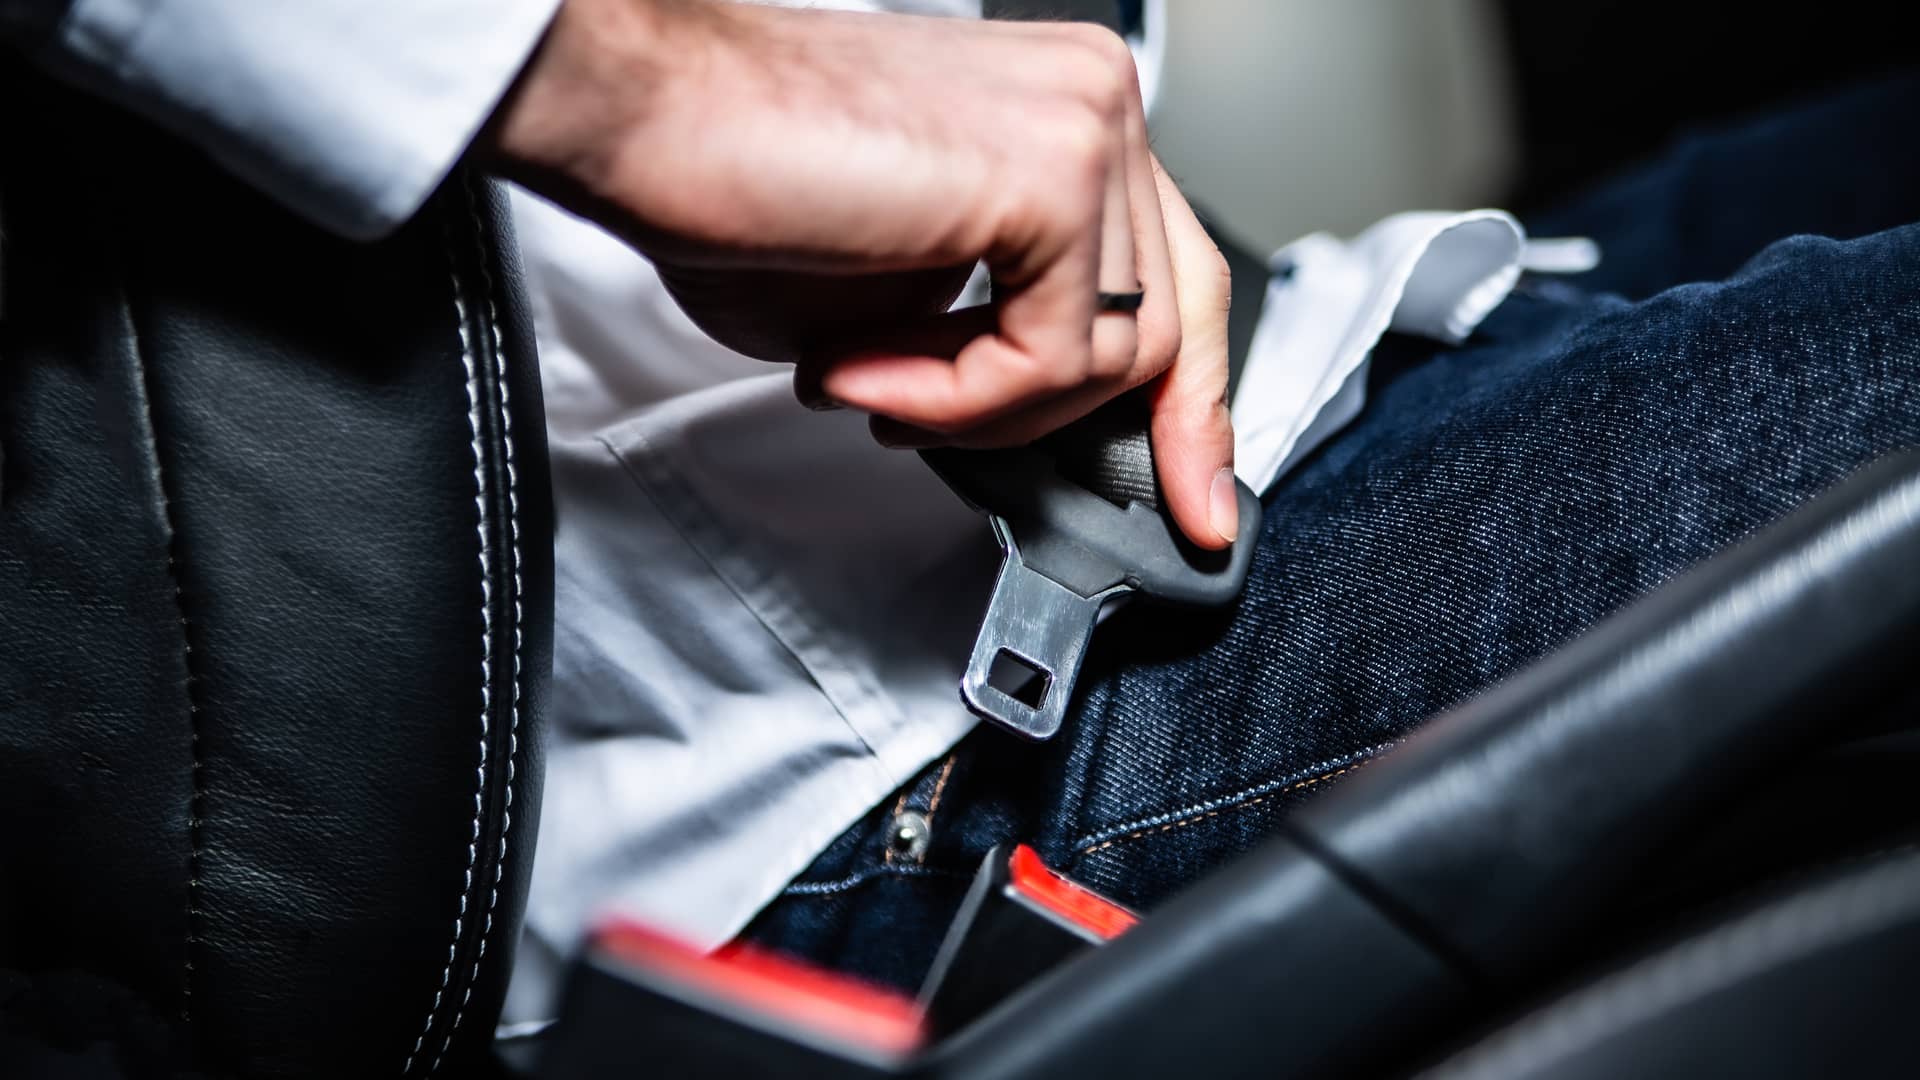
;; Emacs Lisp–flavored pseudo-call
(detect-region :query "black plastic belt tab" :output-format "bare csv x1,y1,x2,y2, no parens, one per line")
918,844,1139,1037
540,921,921,1079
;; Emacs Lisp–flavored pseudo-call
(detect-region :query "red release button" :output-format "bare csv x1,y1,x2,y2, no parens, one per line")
595,920,926,1056
1006,844,1140,941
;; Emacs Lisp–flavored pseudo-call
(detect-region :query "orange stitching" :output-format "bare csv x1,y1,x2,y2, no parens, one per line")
925,756,958,818
1079,762,1371,855
886,756,956,863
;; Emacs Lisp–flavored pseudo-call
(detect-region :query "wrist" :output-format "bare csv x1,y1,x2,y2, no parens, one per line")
482,0,719,206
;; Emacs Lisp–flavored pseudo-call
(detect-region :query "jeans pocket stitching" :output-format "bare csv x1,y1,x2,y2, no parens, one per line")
1072,741,1397,856
779,863,971,897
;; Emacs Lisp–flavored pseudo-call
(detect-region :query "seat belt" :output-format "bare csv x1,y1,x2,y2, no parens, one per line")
925,0,1268,741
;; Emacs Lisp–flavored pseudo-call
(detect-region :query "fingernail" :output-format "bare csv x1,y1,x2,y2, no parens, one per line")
1209,466,1239,544
806,398,844,412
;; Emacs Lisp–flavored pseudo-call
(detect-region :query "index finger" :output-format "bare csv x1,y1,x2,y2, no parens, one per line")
817,159,1115,432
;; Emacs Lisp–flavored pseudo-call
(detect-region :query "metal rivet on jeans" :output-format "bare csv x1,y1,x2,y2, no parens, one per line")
889,809,931,862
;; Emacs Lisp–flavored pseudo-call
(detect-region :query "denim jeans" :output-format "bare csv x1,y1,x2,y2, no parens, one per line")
741,72,1920,991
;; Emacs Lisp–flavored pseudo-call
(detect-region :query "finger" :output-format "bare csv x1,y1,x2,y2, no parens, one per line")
882,356,1151,450
873,384,1119,450
1088,131,1140,381
946,28,1176,449
819,154,1112,431
866,31,1134,428
1023,20,1175,388
1145,153,1238,549
839,31,1176,444
814,301,1078,432
1113,51,1182,388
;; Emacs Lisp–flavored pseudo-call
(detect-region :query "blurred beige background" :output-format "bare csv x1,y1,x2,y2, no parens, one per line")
1148,0,1519,254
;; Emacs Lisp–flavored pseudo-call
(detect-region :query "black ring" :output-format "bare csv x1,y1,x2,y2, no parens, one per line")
1096,289,1146,314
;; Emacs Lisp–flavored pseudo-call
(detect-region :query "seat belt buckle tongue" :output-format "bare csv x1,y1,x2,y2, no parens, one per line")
923,396,1262,740
917,844,1139,1037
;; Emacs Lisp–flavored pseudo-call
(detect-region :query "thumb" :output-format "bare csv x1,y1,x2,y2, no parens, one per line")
1146,155,1238,549
1150,347,1237,549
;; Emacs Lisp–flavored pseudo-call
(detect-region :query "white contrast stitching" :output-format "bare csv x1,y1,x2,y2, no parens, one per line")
404,187,495,1079
432,175,525,1074
124,305,206,1022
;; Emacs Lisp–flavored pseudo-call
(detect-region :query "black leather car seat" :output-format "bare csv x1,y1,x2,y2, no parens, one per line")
0,71,551,1079
1423,844,1920,1079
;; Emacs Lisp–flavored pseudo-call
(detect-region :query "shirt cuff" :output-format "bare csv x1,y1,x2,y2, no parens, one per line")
46,0,563,240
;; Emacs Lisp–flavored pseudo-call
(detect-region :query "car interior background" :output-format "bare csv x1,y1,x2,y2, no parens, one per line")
3,1,1920,1078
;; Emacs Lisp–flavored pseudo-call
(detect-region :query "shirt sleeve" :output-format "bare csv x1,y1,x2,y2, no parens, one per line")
34,0,563,240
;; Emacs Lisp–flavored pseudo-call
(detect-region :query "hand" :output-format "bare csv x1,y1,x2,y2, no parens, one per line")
487,0,1237,547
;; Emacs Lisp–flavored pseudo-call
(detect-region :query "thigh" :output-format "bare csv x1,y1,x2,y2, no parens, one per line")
1050,223,1920,902
745,221,1920,992
1527,71,1920,299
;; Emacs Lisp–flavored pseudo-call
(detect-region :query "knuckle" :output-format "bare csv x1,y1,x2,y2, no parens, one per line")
992,342,1079,396
1083,63,1131,123
1089,327,1137,380
1048,104,1112,173
1091,348,1133,381
1157,386,1221,435
992,172,1095,268
1177,369,1233,422
1044,345,1096,390
1202,247,1233,312
1084,30,1139,119
1066,21,1137,76
1050,38,1130,122
1140,310,1182,371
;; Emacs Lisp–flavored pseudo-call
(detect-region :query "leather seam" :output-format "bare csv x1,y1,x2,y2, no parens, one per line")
1072,742,1397,856
404,184,496,1080
432,173,525,1074
1278,813,1491,990
123,280,206,1023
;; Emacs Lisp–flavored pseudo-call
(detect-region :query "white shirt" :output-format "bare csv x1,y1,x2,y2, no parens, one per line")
26,0,1583,1029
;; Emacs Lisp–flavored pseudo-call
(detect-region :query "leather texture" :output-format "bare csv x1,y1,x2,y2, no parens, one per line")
1423,848,1920,1079
920,836,1467,1079
918,449,1920,1079
0,71,551,1079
